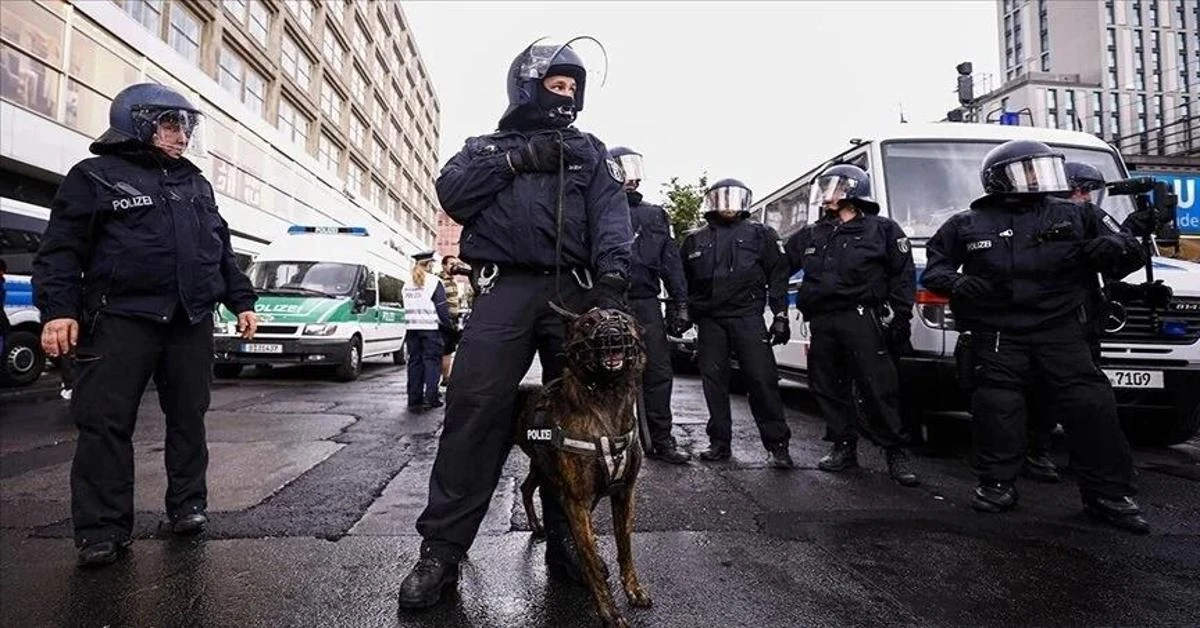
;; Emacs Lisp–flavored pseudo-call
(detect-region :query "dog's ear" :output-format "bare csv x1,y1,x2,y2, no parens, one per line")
548,300,580,321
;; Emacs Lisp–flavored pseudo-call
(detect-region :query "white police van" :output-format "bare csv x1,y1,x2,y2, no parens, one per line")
750,122,1200,445
212,225,411,382
1,198,50,387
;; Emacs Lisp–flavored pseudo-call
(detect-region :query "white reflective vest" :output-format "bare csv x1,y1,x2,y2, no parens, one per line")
402,281,440,331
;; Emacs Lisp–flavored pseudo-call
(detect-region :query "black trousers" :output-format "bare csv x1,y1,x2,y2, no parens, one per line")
70,309,213,547
416,269,584,561
695,315,790,451
405,329,444,406
628,297,677,450
1026,328,1102,457
808,310,908,449
968,323,1135,498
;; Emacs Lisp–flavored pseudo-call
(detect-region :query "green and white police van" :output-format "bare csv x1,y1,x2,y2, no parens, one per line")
213,225,409,381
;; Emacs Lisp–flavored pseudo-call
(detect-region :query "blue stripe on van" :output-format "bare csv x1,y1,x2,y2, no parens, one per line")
4,277,34,307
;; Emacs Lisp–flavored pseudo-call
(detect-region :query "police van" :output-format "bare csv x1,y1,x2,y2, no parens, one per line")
749,122,1200,446
1,198,48,387
213,225,410,382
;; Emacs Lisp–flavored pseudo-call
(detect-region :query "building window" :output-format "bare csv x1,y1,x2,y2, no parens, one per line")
1153,94,1164,151
277,98,310,149
1134,31,1146,90
1106,0,1115,24
284,0,314,32
1012,6,1023,73
1137,95,1148,153
123,0,163,33
1107,28,1118,88
351,68,368,104
352,19,369,58
322,25,346,75
1176,1,1187,27
348,160,365,196
1092,91,1103,136
1180,32,1191,90
1045,88,1059,128
1149,0,1159,26
318,133,340,173
373,137,385,166
1109,92,1122,139
319,80,343,121
1040,51,1050,72
349,114,366,146
374,95,386,128
224,0,270,49
167,3,201,64
1038,0,1049,70
1183,96,1194,149
1065,89,1078,130
1131,0,1142,26
280,34,312,92
218,46,265,117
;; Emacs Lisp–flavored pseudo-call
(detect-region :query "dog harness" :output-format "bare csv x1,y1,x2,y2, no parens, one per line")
523,399,640,496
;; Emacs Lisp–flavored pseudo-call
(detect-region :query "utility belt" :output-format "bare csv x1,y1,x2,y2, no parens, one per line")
470,262,594,297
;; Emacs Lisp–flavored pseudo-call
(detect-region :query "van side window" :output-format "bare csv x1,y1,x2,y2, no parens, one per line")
379,274,405,307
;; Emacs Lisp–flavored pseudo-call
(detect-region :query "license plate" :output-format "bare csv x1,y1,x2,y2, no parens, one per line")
242,343,283,354
1103,369,1164,389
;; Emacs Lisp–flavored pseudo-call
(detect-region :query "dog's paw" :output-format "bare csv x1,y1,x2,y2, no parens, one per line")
625,585,652,608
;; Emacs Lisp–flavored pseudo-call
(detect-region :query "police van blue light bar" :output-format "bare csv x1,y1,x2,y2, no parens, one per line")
287,225,370,236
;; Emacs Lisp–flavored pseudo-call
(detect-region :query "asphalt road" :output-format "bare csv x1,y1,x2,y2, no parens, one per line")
1,360,1197,627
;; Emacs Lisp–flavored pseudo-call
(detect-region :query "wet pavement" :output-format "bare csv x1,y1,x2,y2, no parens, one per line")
1,358,1198,627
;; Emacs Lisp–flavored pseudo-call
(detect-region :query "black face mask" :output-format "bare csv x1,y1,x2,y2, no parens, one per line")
626,190,643,206
536,85,577,128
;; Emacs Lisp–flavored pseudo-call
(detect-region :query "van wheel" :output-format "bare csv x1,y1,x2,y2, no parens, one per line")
335,337,363,382
0,330,45,387
1125,405,1200,446
213,364,243,379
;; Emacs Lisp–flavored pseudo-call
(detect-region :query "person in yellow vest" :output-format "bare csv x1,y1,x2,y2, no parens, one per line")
438,254,472,387
403,251,453,411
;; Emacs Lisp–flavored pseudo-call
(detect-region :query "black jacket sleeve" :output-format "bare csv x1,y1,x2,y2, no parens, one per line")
658,210,687,303
760,225,788,316
435,138,516,225
922,214,966,297
215,209,257,314
584,140,633,278
883,220,916,320
433,282,452,327
31,164,96,321
1083,202,1146,278
783,226,811,276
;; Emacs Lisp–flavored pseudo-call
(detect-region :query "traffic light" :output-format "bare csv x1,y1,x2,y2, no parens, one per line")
956,61,974,106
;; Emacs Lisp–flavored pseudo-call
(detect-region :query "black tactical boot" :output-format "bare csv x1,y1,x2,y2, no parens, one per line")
397,555,460,609
766,446,795,470
817,440,858,472
545,526,607,583
171,512,208,535
698,444,731,462
886,448,920,487
1083,495,1151,535
1023,453,1060,483
648,443,691,465
77,539,132,567
972,481,1018,513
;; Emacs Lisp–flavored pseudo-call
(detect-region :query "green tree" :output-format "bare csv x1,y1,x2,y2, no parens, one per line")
660,174,708,244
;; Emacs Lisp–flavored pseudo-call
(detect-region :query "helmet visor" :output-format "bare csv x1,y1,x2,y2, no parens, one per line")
616,153,644,182
704,186,752,213
1002,156,1069,193
134,107,202,136
809,174,862,208
515,42,567,80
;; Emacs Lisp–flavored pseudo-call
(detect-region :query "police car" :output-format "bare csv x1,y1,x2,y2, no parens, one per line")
1,199,48,387
212,225,410,382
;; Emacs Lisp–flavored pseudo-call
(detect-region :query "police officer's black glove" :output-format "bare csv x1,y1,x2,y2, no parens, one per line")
951,275,993,301
666,302,692,337
507,135,564,173
767,314,790,346
1122,209,1157,239
1083,234,1129,265
588,273,629,312
886,318,912,356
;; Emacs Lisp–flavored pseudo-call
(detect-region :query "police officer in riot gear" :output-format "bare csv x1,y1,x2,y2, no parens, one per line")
608,146,691,464
784,164,919,487
398,39,633,609
680,179,794,468
32,83,258,566
924,140,1151,533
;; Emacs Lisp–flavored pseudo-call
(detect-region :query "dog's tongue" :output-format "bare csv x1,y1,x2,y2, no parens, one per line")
603,350,625,369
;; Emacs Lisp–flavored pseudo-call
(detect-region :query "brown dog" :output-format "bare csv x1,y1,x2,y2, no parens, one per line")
515,307,651,627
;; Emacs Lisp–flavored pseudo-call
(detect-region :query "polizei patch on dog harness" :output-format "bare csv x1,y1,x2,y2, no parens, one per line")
521,403,639,496
966,239,993,252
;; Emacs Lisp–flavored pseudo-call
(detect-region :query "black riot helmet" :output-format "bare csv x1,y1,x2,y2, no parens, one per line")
979,140,1070,196
1064,161,1107,205
703,178,753,218
810,164,879,215
607,146,644,185
91,82,202,154
498,37,605,132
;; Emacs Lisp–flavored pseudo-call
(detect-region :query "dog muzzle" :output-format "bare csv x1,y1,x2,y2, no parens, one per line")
565,309,643,379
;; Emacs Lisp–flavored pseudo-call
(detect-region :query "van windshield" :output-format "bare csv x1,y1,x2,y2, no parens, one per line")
248,261,362,298
880,141,1135,240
